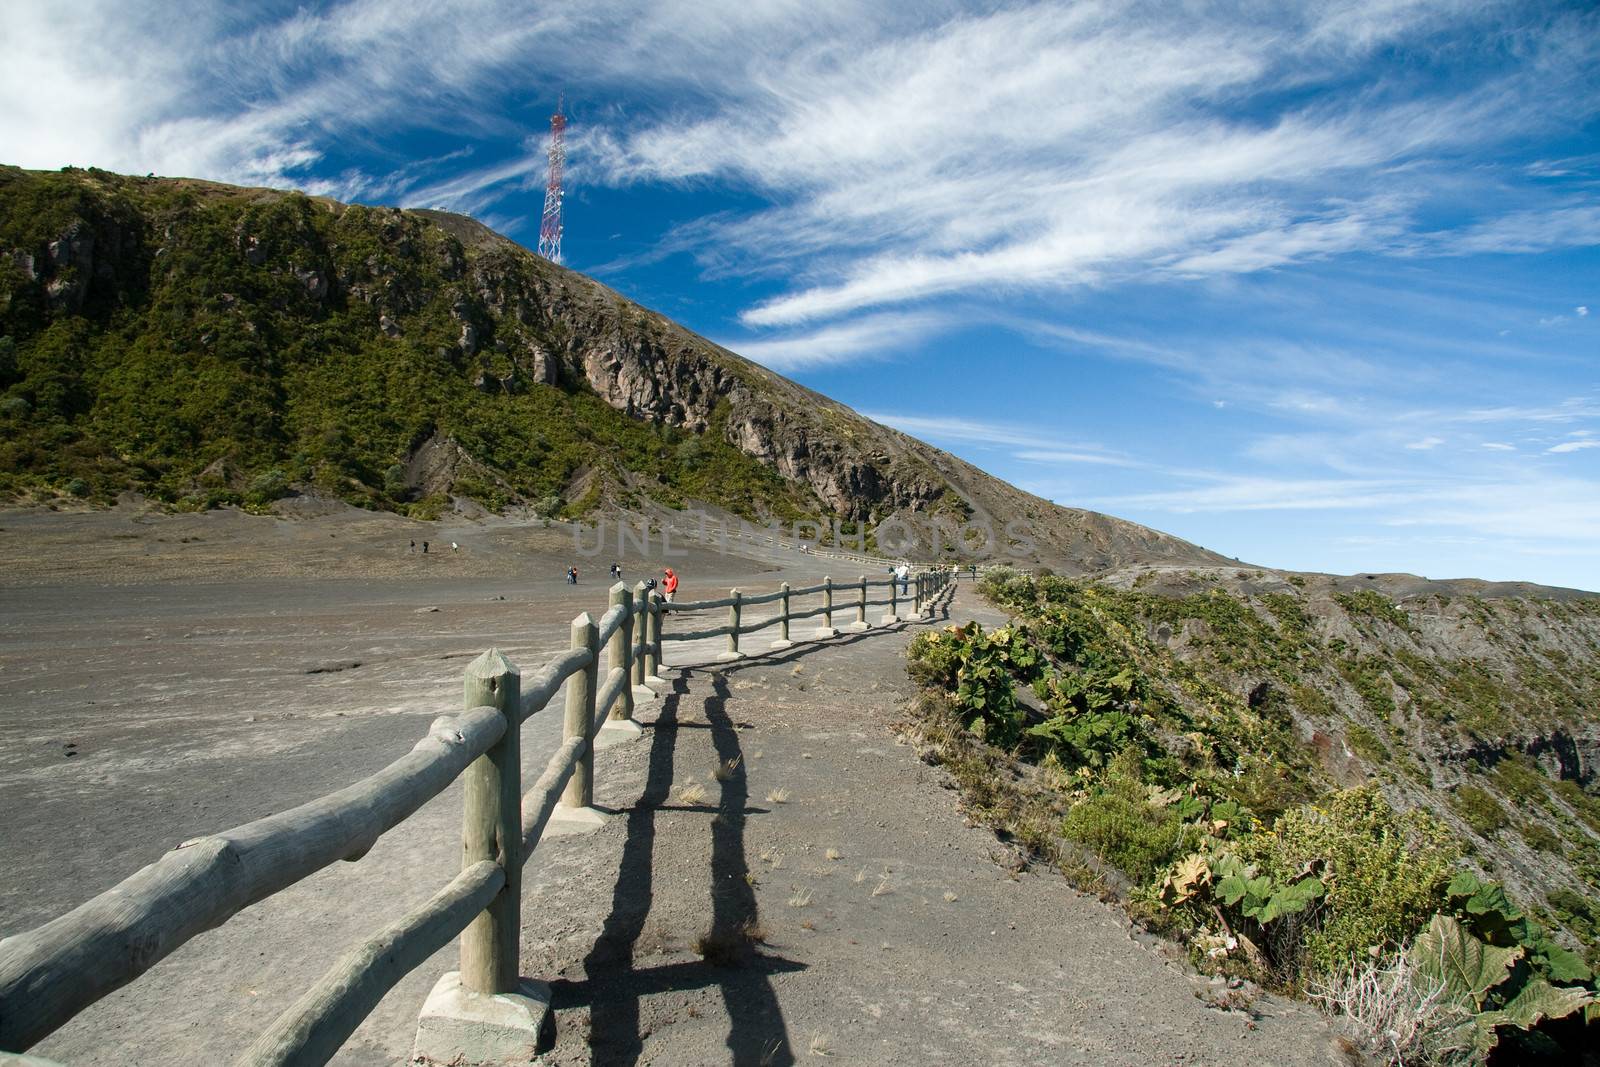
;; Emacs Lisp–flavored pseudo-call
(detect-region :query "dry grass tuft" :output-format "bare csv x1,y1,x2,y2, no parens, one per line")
634,920,673,958
872,875,893,897
766,788,790,804
943,890,959,903
824,847,841,861
694,918,767,967
809,1034,831,1056
853,867,868,884
759,846,785,868
713,756,742,782
678,781,708,805
787,887,813,908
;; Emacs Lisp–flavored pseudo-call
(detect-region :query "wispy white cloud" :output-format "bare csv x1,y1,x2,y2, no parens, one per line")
1434,205,1600,256
1013,449,1145,469
1548,440,1600,455
858,412,1061,451
718,312,948,371
1447,399,1600,424
1099,473,1600,546
583,2,1600,326
1099,475,1418,513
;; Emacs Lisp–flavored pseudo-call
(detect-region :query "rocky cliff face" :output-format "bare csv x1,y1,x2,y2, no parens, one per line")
422,209,950,517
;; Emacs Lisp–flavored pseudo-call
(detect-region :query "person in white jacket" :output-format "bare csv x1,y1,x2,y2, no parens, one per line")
894,562,909,595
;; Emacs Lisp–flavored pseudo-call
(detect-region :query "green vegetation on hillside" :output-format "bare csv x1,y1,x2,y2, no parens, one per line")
904,568,1599,1063
0,166,821,520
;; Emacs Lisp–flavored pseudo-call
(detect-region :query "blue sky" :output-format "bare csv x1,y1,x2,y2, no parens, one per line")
3,1,1597,588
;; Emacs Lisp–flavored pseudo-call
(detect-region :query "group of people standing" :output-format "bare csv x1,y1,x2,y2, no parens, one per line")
564,563,679,604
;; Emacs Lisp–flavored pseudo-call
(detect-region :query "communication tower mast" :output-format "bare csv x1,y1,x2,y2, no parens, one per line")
537,97,566,263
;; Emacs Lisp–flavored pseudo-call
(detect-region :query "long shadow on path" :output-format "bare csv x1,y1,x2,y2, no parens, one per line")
551,671,800,1067
550,592,957,1063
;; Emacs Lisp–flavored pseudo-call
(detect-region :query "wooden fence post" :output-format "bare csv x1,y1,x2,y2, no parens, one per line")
816,575,837,637
631,582,657,702
772,581,793,650
914,574,923,616
719,589,743,661
609,583,633,722
885,570,899,623
643,593,662,682
850,574,868,631
459,649,521,995
561,615,598,811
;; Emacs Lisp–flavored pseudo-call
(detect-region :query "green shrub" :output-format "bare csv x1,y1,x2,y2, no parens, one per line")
1345,724,1389,764
1334,589,1413,631
906,630,964,691
1521,821,1562,853
1547,887,1598,947
1062,752,1192,883
1453,784,1509,836
244,468,290,507
1245,785,1461,976
1445,872,1592,983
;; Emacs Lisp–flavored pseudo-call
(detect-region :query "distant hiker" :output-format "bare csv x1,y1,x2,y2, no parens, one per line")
662,567,679,604
610,562,622,580
970,564,977,581
895,562,910,594
409,539,416,553
451,541,459,552
567,566,578,584
422,541,429,554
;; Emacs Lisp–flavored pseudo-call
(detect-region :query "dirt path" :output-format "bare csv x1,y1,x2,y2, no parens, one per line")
523,584,1341,1066
2,504,1340,1064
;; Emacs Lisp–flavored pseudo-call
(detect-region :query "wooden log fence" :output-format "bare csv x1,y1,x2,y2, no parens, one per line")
0,569,955,1066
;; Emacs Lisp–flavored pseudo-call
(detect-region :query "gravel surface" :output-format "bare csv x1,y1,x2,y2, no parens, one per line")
0,505,1341,1065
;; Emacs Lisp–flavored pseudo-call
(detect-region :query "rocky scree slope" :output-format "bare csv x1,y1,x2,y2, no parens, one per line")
992,565,1600,967
0,165,1219,572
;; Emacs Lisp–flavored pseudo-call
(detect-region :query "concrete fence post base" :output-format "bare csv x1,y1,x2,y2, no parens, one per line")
845,620,870,633
544,804,609,837
595,717,644,750
412,971,551,1066
768,638,794,651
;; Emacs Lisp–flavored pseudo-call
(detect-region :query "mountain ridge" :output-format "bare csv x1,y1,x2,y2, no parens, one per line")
0,164,1228,575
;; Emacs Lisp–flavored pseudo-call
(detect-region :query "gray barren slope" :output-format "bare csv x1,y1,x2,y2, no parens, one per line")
0,513,1335,1065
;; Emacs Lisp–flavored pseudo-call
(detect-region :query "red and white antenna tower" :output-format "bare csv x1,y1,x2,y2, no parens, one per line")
537,95,566,263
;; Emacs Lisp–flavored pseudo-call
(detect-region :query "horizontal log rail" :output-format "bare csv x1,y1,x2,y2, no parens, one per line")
234,861,505,1067
668,577,895,613
0,705,508,1052
0,568,956,1066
